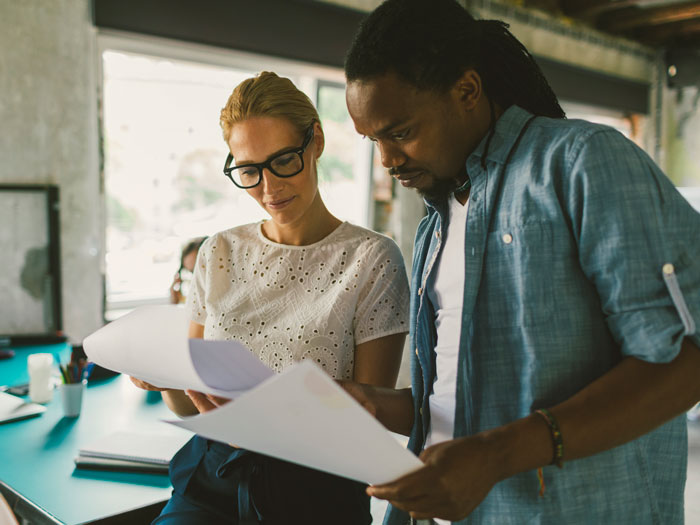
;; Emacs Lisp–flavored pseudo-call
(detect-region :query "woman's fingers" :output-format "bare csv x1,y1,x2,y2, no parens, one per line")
129,376,168,391
185,390,218,413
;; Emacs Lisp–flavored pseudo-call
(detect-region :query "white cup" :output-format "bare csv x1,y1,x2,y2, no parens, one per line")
59,380,87,418
27,353,54,404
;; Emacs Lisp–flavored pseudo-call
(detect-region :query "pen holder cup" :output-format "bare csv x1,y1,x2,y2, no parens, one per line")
59,380,87,418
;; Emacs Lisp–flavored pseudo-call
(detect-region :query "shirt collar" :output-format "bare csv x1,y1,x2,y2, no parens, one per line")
423,105,535,211
467,105,535,173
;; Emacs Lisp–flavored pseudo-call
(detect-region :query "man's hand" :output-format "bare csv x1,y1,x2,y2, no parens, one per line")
130,377,169,391
185,390,230,414
367,434,504,521
338,380,378,417
339,381,414,435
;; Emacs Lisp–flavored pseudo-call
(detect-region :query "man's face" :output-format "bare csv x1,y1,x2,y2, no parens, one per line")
346,71,489,199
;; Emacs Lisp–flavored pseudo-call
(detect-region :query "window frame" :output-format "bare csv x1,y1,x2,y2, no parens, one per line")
97,31,371,320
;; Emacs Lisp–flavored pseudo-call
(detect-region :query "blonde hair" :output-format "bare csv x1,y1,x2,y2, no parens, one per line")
220,71,321,143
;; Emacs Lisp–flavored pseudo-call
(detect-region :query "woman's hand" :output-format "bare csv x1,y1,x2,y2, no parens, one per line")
170,273,184,304
185,390,231,413
130,376,169,391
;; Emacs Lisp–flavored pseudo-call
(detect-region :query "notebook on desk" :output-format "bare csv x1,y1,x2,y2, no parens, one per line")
74,455,170,474
0,391,46,424
75,430,192,473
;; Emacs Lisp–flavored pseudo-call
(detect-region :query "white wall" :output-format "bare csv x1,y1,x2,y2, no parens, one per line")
0,0,102,342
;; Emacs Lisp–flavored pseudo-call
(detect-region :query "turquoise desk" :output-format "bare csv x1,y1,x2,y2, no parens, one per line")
0,344,181,524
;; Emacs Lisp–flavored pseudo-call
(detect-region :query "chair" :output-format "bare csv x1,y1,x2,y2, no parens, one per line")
0,493,18,525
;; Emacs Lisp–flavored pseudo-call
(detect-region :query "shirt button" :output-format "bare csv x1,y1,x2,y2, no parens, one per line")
502,233,513,244
419,407,423,416
415,347,419,356
435,231,441,239
418,287,423,296
663,263,675,275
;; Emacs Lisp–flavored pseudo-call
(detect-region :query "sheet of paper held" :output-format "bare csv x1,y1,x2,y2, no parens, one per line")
166,360,423,485
82,305,274,398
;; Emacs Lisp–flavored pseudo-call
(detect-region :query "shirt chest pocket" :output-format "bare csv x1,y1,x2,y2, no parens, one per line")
479,222,555,327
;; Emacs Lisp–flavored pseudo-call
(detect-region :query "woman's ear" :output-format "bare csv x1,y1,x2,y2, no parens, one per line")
313,120,325,159
453,69,482,111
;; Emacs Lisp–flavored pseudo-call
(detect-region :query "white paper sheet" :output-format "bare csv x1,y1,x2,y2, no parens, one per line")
0,391,46,423
166,360,423,485
82,305,274,398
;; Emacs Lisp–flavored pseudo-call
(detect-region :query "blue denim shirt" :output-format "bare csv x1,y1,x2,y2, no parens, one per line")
385,106,700,525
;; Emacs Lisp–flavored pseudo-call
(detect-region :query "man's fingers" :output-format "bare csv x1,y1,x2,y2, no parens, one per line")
359,400,377,417
338,381,378,417
368,468,435,501
385,494,447,516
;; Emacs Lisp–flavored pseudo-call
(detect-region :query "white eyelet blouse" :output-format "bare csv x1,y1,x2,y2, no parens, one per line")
186,221,410,380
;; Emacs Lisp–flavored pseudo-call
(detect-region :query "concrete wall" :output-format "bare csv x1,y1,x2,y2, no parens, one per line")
0,0,102,342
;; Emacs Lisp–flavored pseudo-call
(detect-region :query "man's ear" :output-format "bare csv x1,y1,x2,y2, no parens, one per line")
453,69,482,111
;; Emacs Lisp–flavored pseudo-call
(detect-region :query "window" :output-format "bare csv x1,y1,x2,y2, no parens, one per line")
560,100,700,212
100,35,371,319
560,100,643,143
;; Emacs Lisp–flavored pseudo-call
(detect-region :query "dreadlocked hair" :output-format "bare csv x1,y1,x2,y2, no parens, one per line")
476,20,564,119
345,0,565,119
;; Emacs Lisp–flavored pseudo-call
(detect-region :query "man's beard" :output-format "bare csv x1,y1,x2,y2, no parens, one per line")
417,176,461,200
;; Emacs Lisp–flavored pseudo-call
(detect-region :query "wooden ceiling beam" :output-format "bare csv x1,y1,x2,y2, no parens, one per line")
601,2,700,32
523,0,563,12
639,18,700,42
562,0,638,18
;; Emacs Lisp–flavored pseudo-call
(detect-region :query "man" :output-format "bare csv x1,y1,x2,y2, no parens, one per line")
342,0,700,523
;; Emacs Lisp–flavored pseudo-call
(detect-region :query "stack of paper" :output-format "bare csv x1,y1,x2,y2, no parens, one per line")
83,306,423,484
167,360,423,485
0,391,45,424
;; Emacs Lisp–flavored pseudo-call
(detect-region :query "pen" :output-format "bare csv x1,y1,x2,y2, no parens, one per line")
55,354,69,384
83,362,95,381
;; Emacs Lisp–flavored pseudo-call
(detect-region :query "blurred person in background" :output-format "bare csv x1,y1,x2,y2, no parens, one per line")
169,236,207,304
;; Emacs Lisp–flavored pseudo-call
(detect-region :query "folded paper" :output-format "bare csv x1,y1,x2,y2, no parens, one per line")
167,360,423,485
83,305,422,484
83,305,273,398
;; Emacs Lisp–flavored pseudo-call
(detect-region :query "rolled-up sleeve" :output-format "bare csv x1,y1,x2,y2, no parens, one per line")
566,128,700,362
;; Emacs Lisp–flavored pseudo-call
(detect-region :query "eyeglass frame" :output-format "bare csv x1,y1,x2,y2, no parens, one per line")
223,125,315,189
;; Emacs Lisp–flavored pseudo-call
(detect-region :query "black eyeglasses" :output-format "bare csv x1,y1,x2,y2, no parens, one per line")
223,125,315,189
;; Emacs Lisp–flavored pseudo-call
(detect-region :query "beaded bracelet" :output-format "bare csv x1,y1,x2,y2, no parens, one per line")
534,408,563,497
535,408,564,468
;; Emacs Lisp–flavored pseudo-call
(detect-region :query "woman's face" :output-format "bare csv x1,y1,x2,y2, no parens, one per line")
227,117,323,227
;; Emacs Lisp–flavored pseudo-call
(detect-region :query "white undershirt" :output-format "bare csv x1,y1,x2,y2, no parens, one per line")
425,194,468,525
426,194,469,448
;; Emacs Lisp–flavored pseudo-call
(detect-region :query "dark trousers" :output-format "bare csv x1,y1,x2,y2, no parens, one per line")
153,436,372,525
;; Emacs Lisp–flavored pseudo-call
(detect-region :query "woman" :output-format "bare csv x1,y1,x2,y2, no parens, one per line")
169,236,207,304
134,72,409,524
